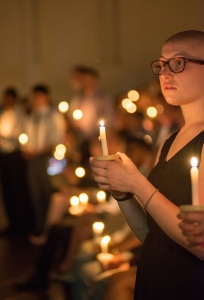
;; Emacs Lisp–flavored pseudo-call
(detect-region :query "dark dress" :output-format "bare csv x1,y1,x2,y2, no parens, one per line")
134,130,204,300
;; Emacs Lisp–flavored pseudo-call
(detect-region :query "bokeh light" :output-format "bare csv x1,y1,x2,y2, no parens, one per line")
79,193,89,203
128,90,139,101
97,190,106,202
58,101,69,113
73,109,83,120
147,106,157,118
56,144,66,154
54,150,65,160
70,196,79,206
75,167,85,177
126,103,137,113
19,133,28,144
122,98,132,109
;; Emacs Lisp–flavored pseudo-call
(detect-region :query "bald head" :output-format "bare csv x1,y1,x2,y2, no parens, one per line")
164,30,204,45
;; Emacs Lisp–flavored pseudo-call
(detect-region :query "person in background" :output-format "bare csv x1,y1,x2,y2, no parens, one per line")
0,87,32,233
68,66,115,143
22,84,66,240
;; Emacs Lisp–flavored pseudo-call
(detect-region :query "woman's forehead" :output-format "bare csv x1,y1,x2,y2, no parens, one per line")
160,40,204,60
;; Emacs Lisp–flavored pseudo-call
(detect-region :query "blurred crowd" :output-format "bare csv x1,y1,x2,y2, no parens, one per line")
0,65,184,299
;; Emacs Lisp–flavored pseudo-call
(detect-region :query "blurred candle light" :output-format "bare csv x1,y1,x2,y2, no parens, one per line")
79,193,89,207
69,196,81,214
58,101,69,113
99,121,108,156
54,150,65,160
122,98,132,109
128,90,139,101
97,190,106,203
190,157,199,206
73,109,83,120
70,196,79,206
126,103,137,113
56,144,66,154
19,133,28,145
93,222,104,242
75,167,85,178
100,235,111,253
147,106,157,118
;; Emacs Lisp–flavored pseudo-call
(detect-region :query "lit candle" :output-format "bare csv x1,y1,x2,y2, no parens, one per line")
99,121,109,156
70,196,80,214
100,235,111,253
96,190,106,204
79,193,89,207
190,157,199,206
93,222,104,241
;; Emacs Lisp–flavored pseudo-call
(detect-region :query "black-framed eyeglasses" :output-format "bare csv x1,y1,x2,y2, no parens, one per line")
150,57,204,75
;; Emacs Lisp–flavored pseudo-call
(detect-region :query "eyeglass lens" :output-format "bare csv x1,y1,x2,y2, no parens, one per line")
152,58,185,74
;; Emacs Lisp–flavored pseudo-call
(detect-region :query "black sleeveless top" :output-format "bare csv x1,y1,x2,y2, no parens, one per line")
134,130,204,300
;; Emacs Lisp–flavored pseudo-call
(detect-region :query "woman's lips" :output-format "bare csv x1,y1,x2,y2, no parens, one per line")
163,84,176,90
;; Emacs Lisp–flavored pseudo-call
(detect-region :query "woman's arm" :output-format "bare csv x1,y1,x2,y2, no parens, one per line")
90,150,204,260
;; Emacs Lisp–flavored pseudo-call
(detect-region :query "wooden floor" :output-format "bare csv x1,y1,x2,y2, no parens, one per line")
0,231,72,300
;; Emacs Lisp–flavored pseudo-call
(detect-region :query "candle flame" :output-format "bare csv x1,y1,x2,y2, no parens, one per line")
93,222,104,231
101,235,110,244
100,120,104,127
70,196,79,206
191,157,198,167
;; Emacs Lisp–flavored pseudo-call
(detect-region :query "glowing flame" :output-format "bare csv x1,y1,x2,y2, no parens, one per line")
191,157,198,167
97,191,106,202
70,196,79,206
79,193,88,203
101,235,111,244
100,120,104,127
19,133,28,144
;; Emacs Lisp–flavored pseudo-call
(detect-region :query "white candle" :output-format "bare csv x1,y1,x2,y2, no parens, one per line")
99,121,109,156
190,157,199,206
100,235,111,253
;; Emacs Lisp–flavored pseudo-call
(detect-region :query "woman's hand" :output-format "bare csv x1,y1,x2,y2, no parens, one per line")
89,152,140,194
177,212,204,246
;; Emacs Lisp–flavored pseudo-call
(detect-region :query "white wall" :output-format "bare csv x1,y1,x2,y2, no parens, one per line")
0,0,203,103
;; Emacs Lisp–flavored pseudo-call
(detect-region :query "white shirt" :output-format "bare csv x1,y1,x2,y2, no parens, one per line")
24,105,66,153
0,106,25,153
